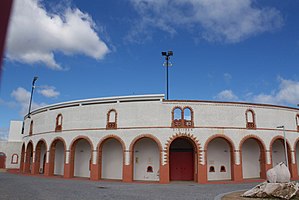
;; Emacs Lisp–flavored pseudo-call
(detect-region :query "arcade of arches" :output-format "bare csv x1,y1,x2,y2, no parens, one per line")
19,136,299,183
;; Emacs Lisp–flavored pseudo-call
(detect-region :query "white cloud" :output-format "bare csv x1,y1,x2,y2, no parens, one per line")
215,89,239,101
11,87,46,116
252,78,299,105
37,86,60,98
224,73,232,83
128,0,283,43
6,0,110,69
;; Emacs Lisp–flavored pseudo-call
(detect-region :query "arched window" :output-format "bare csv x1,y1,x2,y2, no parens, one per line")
220,165,226,172
55,114,63,132
29,120,33,136
246,109,256,129
183,107,193,127
209,166,215,172
171,106,194,128
296,114,299,132
106,109,117,129
11,154,18,164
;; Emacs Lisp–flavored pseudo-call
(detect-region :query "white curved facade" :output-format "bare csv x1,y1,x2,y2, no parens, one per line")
19,94,299,183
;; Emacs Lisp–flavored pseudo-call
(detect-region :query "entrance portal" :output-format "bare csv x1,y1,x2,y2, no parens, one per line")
169,138,194,181
0,152,6,169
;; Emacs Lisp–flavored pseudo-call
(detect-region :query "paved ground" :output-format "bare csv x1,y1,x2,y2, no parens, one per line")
0,172,259,200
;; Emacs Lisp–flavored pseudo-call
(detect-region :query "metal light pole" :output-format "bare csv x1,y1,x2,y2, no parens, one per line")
161,51,173,100
277,125,288,168
21,76,38,134
27,76,38,118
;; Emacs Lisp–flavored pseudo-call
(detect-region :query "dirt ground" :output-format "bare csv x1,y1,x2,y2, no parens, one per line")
221,191,299,200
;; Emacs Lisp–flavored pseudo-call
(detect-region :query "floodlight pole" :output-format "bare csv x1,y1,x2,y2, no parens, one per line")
22,76,38,134
162,51,173,100
277,125,288,168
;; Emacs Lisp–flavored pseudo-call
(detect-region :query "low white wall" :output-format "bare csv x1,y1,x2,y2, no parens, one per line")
133,138,159,181
101,138,123,179
272,140,286,166
207,138,231,181
242,139,260,179
74,140,91,178
54,141,64,175
0,141,22,169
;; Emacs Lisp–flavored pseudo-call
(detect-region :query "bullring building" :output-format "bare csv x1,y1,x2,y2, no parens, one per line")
1,94,299,184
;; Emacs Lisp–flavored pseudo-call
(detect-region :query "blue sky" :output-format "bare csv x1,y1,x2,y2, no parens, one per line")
1,0,299,139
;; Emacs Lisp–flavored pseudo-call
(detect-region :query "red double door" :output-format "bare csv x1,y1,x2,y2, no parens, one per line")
170,151,194,181
0,154,6,169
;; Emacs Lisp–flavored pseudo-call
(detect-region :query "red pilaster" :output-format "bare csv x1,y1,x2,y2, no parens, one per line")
198,164,207,184
290,163,298,179
90,164,99,181
232,164,243,182
159,164,169,184
44,163,50,176
64,163,72,178
123,164,133,182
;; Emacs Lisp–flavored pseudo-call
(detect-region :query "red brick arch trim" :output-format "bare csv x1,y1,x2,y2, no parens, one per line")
129,134,163,164
204,134,236,151
48,137,67,176
164,133,201,165
238,135,266,151
269,135,292,167
26,140,34,151
50,137,67,151
97,135,126,165
69,136,95,151
293,137,299,151
97,135,126,152
36,139,48,151
270,136,292,151
11,154,19,164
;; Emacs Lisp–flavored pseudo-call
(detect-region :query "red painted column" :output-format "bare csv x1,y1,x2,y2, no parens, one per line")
198,164,207,184
159,164,169,184
90,164,99,181
31,151,39,175
64,163,72,178
44,163,50,176
290,163,298,179
123,164,133,182
232,164,243,182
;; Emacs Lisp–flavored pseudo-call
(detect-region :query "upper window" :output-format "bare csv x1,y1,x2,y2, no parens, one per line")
296,114,299,132
172,106,194,128
55,114,63,132
246,109,256,129
106,109,117,129
29,120,33,136
11,154,18,164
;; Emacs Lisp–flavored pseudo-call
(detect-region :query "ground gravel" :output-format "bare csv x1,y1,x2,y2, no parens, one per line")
0,172,259,200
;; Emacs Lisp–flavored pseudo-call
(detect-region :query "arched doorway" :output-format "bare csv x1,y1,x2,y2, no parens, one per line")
101,138,123,180
169,138,195,181
20,144,25,172
49,138,65,176
24,142,33,173
70,138,92,178
241,138,265,179
207,138,232,181
0,152,6,169
133,137,160,181
34,140,47,174
271,139,291,169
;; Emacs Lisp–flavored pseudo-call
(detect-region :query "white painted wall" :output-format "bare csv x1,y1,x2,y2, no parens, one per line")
133,138,159,181
0,141,22,169
272,140,286,166
38,143,47,173
74,140,91,178
242,139,260,179
8,121,23,142
101,138,123,179
207,138,231,181
54,141,64,175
